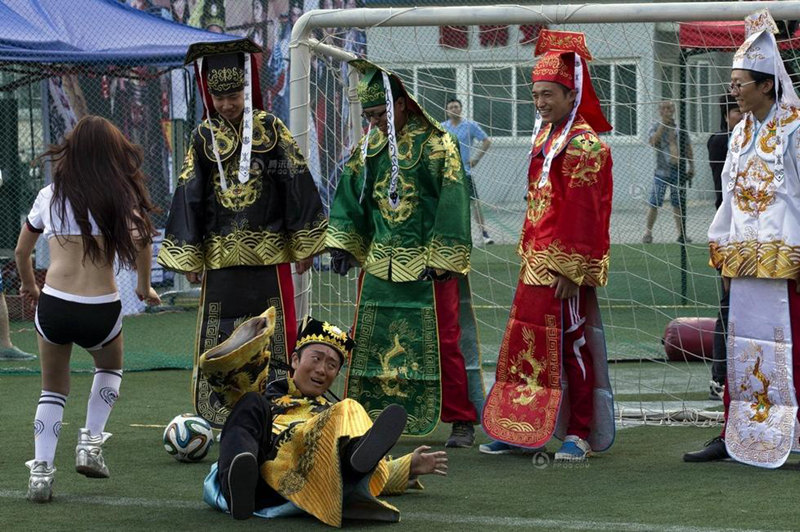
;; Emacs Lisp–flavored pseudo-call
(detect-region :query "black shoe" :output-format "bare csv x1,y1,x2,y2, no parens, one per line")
228,452,258,520
349,404,407,475
445,422,475,448
708,381,724,401
683,436,728,462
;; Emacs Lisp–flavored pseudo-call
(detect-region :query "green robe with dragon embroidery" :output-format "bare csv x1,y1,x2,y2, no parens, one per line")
326,113,482,435
326,112,471,282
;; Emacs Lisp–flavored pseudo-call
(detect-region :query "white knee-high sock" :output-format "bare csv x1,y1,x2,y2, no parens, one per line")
34,391,68,467
85,369,123,436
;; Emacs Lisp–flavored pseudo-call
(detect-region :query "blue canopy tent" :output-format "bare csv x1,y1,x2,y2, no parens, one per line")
0,0,237,87
0,0,240,250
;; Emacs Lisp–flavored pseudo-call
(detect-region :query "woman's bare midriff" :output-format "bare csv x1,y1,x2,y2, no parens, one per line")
44,237,118,296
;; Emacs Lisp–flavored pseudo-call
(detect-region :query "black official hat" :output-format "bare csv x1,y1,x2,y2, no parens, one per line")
205,52,245,95
294,316,355,364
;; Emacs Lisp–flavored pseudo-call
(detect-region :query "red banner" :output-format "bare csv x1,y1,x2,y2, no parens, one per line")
482,283,563,448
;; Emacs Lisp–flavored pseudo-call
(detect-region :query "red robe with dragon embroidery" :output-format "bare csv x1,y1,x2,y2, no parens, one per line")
482,115,615,450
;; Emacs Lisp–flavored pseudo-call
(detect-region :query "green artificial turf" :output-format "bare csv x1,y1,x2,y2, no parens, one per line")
3,243,720,373
1,370,797,531
2,309,197,374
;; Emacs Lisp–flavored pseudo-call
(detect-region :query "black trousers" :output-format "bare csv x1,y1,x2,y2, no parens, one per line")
217,392,285,510
712,277,729,386
218,392,373,512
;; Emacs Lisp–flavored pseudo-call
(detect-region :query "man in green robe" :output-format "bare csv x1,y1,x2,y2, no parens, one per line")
325,60,483,447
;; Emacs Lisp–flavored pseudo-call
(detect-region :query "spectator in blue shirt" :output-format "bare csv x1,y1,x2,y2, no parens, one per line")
441,98,494,245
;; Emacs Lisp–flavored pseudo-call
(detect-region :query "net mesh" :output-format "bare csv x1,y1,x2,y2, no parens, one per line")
1,1,797,422
300,10,800,422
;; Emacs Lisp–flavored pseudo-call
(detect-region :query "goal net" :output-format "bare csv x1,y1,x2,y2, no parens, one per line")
295,2,800,424
2,1,797,425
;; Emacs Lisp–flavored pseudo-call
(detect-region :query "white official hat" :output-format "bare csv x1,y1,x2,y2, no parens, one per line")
732,9,799,107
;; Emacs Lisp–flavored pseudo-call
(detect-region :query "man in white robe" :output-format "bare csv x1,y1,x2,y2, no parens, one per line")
683,10,800,468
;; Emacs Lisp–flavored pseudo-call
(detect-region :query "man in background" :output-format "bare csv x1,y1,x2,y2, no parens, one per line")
0,270,35,360
642,101,694,244
705,94,742,400
441,98,494,245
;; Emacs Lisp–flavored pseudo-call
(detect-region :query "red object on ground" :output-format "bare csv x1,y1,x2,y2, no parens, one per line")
663,317,716,362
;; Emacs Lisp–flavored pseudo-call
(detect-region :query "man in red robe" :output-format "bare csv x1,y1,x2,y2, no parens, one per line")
481,30,615,461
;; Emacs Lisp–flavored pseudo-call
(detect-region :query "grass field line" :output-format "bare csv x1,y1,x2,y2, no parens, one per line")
0,490,784,532
0,490,204,509
403,512,785,532
311,302,715,310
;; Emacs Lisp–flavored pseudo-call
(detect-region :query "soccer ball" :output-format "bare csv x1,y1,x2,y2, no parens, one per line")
163,413,214,462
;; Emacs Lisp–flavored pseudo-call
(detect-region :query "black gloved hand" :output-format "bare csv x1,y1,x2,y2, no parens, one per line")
417,267,453,282
330,249,354,276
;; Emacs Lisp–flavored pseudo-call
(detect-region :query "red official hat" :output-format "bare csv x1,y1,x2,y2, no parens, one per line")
532,30,611,133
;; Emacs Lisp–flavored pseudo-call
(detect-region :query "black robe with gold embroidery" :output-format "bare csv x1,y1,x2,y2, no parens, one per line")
158,110,326,427
158,110,326,273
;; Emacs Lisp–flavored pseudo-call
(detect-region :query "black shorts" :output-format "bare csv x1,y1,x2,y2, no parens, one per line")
35,285,123,351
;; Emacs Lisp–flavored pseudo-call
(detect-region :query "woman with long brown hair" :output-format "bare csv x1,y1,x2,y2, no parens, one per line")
15,115,161,503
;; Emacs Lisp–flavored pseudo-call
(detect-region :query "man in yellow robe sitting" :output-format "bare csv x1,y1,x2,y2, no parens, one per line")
199,308,447,526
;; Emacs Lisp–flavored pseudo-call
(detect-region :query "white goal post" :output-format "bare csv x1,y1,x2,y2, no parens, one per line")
286,1,800,424
289,1,800,156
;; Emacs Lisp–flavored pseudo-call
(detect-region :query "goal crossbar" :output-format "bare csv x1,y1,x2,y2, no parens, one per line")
288,1,800,151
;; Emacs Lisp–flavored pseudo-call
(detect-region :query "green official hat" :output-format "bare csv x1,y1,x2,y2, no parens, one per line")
355,63,403,108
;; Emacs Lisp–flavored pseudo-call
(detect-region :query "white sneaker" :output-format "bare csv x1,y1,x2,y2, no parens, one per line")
26,460,56,503
554,435,591,461
75,428,112,478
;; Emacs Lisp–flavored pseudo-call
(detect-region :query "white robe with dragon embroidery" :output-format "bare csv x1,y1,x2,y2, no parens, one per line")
708,102,800,469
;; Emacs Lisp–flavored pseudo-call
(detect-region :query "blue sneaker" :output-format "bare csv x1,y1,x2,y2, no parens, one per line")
554,435,591,461
479,440,541,455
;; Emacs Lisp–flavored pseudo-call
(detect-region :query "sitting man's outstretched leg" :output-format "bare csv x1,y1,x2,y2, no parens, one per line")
343,404,408,477
218,392,273,520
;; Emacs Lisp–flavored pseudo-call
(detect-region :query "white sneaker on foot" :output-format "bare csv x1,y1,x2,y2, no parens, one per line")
26,460,56,503
75,428,111,478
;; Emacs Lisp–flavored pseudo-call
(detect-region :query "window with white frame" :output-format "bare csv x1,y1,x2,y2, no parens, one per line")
588,62,638,136
393,65,526,137
685,60,713,133
390,62,638,138
472,66,513,137
394,67,457,124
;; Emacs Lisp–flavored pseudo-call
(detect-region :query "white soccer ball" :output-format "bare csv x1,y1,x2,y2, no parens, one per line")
163,413,214,463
